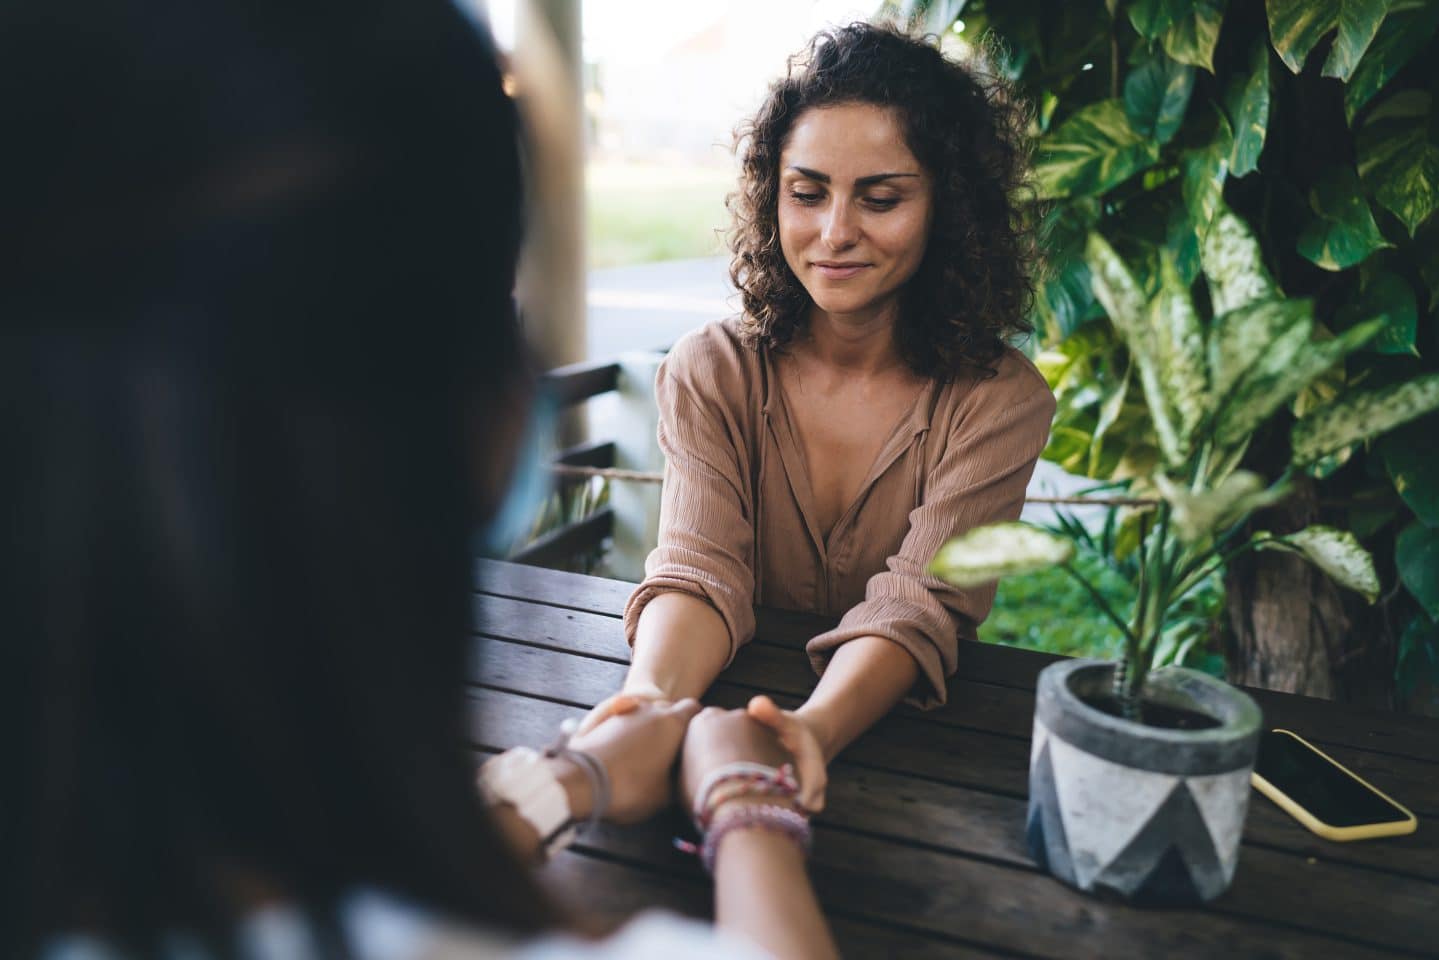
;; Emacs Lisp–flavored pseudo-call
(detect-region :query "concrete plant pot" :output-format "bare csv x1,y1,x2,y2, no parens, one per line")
1026,659,1263,904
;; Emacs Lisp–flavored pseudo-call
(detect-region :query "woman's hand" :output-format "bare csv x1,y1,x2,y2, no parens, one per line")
574,681,670,735
679,706,798,814
566,695,702,824
747,695,828,813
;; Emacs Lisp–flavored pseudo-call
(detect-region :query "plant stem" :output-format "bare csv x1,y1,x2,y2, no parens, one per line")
1059,562,1138,649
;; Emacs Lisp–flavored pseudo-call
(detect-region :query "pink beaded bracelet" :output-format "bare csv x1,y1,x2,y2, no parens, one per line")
674,802,813,874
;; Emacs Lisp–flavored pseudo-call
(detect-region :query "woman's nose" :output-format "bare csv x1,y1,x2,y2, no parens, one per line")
821,202,859,250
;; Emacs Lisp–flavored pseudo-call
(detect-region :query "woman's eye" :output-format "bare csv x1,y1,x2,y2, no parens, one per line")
864,196,900,210
788,190,823,204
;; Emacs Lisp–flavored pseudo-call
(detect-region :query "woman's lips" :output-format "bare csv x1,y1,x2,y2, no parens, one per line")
812,262,870,280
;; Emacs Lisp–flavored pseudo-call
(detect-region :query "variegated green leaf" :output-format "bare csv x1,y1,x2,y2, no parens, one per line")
1201,207,1277,316
1255,526,1381,602
1266,0,1388,79
1124,52,1195,145
929,522,1076,587
1291,372,1439,464
1163,0,1227,73
1296,164,1392,270
1155,471,1289,543
1344,1,1439,123
1086,232,1148,337
1224,31,1272,177
1216,317,1385,446
1207,298,1312,401
1034,100,1161,200
1087,233,1184,465
1089,362,1133,477
1334,268,1419,355
1151,253,1207,445
1357,91,1439,236
1129,0,1189,39
1182,111,1234,244
1324,0,1390,80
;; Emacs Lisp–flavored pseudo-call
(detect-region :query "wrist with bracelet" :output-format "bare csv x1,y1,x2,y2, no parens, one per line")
674,761,812,872
478,718,610,859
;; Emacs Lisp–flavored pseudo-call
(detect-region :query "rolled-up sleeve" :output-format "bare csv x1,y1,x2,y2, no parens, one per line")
806,357,1056,708
622,335,756,667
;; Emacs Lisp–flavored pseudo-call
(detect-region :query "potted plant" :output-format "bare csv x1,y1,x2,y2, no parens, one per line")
930,207,1439,905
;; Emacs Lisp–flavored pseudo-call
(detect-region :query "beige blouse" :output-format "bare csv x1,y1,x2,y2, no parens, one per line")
621,318,1056,708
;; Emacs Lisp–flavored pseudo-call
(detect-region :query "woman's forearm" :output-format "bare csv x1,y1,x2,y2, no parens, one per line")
626,591,731,700
795,635,919,760
713,821,838,960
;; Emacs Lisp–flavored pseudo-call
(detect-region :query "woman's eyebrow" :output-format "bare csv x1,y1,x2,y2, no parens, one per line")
786,165,921,187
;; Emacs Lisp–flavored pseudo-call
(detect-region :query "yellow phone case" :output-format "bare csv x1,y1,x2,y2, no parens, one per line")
1250,728,1418,842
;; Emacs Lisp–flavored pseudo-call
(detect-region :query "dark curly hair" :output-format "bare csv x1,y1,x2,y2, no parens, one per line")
729,23,1037,379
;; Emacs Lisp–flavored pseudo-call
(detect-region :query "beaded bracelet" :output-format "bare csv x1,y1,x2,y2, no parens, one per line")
675,802,812,874
545,718,610,833
690,761,800,831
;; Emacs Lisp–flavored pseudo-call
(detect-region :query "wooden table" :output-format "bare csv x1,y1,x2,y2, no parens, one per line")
471,559,1439,959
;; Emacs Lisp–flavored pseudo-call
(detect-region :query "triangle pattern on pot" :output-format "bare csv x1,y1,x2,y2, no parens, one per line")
1046,734,1180,889
1090,781,1226,903
1026,740,1075,885
1185,769,1252,882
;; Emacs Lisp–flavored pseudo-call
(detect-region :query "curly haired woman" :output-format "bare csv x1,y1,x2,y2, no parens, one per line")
585,23,1057,811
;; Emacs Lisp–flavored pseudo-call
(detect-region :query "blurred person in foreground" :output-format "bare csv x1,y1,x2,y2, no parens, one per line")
587,24,1055,812
1,2,835,958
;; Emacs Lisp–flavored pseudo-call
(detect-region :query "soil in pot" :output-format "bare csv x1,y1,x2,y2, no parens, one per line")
1083,695,1222,730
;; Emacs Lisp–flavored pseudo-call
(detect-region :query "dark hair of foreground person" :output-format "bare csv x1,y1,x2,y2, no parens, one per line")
0,1,551,953
729,22,1038,379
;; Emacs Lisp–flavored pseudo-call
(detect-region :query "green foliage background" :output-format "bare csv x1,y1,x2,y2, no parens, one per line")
910,0,1439,711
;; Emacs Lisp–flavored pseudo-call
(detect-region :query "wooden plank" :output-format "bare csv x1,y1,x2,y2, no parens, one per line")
545,358,621,407
470,639,1439,887
472,564,1439,765
470,688,1414,959
509,508,614,569
470,607,1439,816
556,439,616,469
541,849,1006,958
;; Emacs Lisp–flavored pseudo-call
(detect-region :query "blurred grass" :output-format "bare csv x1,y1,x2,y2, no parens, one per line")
587,162,732,268
980,552,1131,659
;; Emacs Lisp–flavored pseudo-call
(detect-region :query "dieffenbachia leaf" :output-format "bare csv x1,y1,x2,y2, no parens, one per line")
1343,1,1439,123
1224,31,1272,177
1182,110,1234,244
928,522,1075,587
1201,207,1278,316
1087,233,1183,465
1255,526,1381,602
1163,0,1227,73
1154,470,1289,544
1033,199,1101,344
1124,51,1196,145
1296,164,1392,271
1034,100,1161,199
1265,0,1388,80
1207,298,1312,402
1216,317,1385,446
1333,268,1419,355
1151,252,1207,446
1357,91,1439,237
1291,372,1439,465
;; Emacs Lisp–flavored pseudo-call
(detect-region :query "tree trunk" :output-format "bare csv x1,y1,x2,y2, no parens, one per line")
1224,478,1397,707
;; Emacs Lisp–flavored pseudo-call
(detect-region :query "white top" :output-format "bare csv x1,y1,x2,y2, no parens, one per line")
41,889,774,960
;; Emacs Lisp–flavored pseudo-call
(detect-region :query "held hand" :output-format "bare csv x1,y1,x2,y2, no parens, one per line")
746,695,828,813
567,696,702,824
575,682,670,735
679,706,798,814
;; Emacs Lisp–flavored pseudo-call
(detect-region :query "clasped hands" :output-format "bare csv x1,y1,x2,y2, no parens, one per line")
553,691,828,830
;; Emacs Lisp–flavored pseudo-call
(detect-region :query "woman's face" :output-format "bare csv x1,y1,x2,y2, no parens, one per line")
777,102,933,326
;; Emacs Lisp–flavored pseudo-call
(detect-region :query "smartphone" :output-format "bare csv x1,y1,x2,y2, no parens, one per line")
1251,729,1417,841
